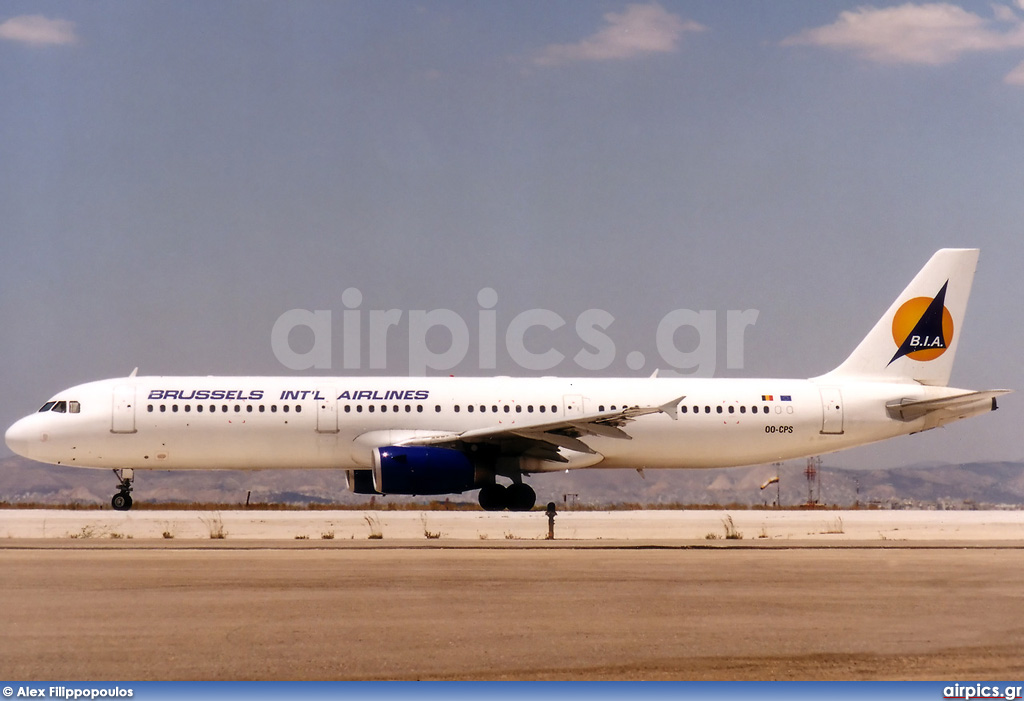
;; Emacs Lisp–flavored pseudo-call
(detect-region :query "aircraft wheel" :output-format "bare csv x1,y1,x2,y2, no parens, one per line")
111,492,133,511
478,484,508,511
506,483,536,512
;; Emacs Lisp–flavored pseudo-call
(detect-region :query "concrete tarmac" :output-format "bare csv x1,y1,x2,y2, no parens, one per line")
4,508,1024,540
2,542,1023,680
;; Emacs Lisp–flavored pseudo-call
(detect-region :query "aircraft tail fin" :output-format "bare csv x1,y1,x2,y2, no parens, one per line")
818,248,979,386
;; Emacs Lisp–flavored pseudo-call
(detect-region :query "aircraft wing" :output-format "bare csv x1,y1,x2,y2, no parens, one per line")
395,395,684,463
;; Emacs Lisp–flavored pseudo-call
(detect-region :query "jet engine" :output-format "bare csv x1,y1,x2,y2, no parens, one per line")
348,445,477,496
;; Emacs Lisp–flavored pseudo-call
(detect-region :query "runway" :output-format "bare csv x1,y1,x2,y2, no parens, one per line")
3,536,1024,679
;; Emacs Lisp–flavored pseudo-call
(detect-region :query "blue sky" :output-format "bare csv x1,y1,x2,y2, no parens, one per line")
2,1,1022,469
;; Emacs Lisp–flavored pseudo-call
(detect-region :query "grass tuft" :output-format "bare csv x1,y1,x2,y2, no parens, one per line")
722,515,743,540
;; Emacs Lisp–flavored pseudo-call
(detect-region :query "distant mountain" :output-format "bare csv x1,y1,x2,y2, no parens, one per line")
2,455,1022,508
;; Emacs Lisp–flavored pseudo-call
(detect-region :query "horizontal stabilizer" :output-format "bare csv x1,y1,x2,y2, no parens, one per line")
886,389,1010,423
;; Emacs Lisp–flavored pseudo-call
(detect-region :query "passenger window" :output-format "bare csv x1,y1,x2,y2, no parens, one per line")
540,405,546,413
467,405,474,413
197,405,204,413
172,405,179,413
681,406,688,414
716,406,723,414
184,405,191,413
740,406,746,414
435,405,441,413
356,405,362,413
454,405,460,413
728,406,734,414
295,405,302,413
246,405,253,413
381,405,388,413
368,405,374,413
271,405,278,413
515,405,522,413
160,405,167,413
503,405,510,413
147,405,154,413
417,405,423,413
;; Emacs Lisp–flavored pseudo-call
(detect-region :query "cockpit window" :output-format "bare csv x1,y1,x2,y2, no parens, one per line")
37,400,77,413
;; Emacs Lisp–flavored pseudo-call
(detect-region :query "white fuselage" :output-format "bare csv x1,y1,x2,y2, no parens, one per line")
4,375,973,473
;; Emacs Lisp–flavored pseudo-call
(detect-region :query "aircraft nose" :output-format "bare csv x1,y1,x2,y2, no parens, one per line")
5,416,39,458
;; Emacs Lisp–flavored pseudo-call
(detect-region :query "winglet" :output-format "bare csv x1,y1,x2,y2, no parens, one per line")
659,395,685,421
129,367,138,378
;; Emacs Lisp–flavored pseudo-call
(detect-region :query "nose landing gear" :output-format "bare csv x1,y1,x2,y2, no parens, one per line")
111,469,134,511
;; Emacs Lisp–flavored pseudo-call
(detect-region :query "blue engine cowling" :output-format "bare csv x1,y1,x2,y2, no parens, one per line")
367,446,476,495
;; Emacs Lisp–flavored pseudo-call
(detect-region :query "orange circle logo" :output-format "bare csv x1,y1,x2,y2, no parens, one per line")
891,297,953,362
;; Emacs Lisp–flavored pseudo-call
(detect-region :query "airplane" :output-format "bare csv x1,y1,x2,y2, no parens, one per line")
4,248,1009,511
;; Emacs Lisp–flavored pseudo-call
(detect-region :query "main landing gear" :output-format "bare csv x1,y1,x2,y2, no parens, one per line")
478,482,536,512
111,468,134,511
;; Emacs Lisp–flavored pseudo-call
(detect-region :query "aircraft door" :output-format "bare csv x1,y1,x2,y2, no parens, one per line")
819,387,844,435
563,394,585,416
111,385,137,434
317,387,339,434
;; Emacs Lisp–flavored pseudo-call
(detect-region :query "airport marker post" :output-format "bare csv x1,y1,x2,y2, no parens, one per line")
546,502,557,540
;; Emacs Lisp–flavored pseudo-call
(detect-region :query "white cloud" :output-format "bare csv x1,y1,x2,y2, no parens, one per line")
532,3,705,67
1005,58,1024,83
993,4,1019,23
781,3,1024,66
0,15,78,46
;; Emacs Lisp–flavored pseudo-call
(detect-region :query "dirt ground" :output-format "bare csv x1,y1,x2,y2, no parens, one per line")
2,544,1022,680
